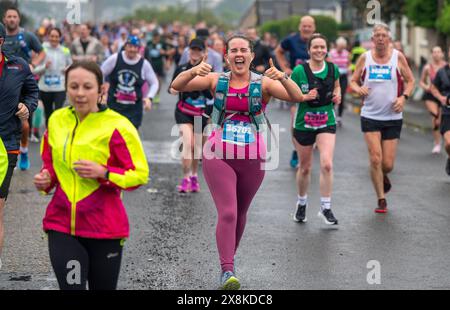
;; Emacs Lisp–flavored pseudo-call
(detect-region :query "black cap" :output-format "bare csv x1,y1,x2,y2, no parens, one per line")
196,28,209,39
189,38,205,50
0,23,6,38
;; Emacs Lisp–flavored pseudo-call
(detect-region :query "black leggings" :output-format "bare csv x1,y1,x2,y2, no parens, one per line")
40,91,66,126
47,230,124,290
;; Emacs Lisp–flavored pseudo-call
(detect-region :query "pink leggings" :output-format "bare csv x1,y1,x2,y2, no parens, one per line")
203,156,265,272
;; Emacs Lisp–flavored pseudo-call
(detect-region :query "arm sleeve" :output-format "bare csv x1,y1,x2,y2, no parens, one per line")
21,63,39,113
334,64,340,80
143,60,159,99
40,130,58,193
29,33,43,53
280,36,290,51
169,65,183,93
99,127,149,191
100,53,118,81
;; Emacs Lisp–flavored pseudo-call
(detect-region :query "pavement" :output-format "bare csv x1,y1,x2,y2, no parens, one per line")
1,77,449,290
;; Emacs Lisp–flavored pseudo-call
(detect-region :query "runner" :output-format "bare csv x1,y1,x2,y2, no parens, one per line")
350,23,415,213
101,35,159,129
33,27,72,126
329,37,350,126
419,46,447,154
144,30,169,104
0,22,39,270
275,15,316,168
246,27,271,74
171,34,316,289
169,38,213,193
33,61,149,290
291,33,341,225
70,24,104,65
2,7,45,171
429,49,450,176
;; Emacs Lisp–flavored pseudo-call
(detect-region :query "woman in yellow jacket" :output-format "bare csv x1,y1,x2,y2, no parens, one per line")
34,61,149,290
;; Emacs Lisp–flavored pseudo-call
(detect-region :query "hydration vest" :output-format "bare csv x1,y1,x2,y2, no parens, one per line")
302,62,335,108
211,71,266,132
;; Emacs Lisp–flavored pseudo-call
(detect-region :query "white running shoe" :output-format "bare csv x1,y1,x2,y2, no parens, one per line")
432,144,441,154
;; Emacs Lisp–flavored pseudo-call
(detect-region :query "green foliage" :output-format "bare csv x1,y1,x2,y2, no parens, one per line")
124,5,227,29
259,15,338,42
405,0,437,28
436,3,450,34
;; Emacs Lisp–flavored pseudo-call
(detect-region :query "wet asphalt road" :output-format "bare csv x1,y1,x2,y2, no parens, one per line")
1,78,450,290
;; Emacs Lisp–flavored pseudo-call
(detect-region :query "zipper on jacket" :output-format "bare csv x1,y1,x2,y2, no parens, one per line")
68,116,79,236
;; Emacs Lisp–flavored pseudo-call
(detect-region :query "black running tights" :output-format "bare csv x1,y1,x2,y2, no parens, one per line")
47,230,124,290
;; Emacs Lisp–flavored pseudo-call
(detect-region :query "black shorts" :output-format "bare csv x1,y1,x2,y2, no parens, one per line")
293,126,336,146
422,91,440,105
361,117,403,140
175,109,209,133
0,153,18,200
441,115,450,135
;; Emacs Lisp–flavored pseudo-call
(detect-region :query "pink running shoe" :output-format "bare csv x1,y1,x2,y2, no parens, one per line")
190,175,200,193
178,178,190,193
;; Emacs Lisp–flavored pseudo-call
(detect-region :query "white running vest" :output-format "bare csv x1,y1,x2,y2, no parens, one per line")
361,49,402,121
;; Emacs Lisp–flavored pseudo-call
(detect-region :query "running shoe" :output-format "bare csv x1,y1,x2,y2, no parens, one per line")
383,175,391,193
290,150,298,168
318,208,338,225
153,94,160,104
432,144,441,154
19,152,30,171
375,199,388,214
30,134,40,143
293,203,307,223
190,175,200,192
446,158,450,176
220,271,240,290
177,178,190,193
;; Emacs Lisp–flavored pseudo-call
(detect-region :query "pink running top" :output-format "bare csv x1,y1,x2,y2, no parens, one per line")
204,85,267,160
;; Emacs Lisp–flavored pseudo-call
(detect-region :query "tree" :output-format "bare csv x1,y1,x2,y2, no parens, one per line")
405,0,437,28
124,5,229,30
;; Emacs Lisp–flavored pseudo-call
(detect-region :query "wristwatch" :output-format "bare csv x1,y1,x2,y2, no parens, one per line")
402,93,409,100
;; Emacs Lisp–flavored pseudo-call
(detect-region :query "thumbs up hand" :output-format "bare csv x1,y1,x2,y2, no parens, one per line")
264,58,285,81
192,54,212,77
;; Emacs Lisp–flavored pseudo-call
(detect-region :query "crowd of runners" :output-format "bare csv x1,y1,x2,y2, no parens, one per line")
1,6,450,290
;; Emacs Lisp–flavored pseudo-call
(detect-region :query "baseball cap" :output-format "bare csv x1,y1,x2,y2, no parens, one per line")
0,23,6,39
195,28,209,39
189,38,205,51
126,35,140,46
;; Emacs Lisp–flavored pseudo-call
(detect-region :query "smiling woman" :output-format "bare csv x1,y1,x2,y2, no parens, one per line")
171,34,317,290
33,61,149,290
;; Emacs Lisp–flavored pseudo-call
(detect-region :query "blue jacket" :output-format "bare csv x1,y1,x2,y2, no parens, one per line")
0,55,39,151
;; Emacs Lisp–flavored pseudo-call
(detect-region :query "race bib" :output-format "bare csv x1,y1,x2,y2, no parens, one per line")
115,90,137,104
44,75,61,86
368,65,392,82
304,111,329,129
222,120,255,145
186,97,206,108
